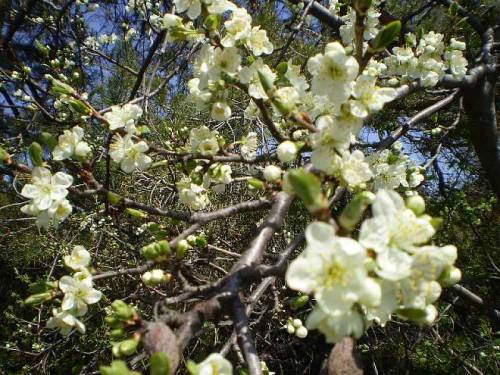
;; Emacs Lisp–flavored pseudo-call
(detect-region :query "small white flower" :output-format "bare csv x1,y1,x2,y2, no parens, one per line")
64,245,91,271
211,102,232,121
189,126,220,156
46,308,85,335
59,274,102,317
174,0,202,19
21,167,73,212
239,58,276,100
340,150,373,188
307,42,358,108
109,135,151,173
286,222,381,315
177,179,210,211
247,26,273,56
350,75,397,119
240,132,258,160
221,7,252,47
359,190,435,281
103,103,143,132
53,126,91,160
190,353,233,375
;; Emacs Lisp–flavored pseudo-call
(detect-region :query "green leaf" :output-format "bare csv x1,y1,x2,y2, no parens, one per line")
28,142,44,166
125,208,148,219
338,191,375,230
0,146,9,163
40,132,58,151
100,360,140,375
150,352,170,375
67,98,90,114
287,169,326,212
372,21,401,51
397,308,426,320
449,2,458,16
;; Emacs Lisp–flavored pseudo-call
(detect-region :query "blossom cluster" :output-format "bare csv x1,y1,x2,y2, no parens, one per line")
286,189,461,343
47,246,102,335
384,32,468,87
105,103,152,173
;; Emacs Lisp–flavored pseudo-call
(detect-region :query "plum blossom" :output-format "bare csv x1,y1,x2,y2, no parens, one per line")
52,126,91,160
103,103,143,132
64,245,91,271
109,134,152,173
59,272,102,317
307,42,359,108
286,222,381,316
47,308,86,335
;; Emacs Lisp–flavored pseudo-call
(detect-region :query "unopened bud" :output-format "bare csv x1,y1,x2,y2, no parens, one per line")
406,195,426,215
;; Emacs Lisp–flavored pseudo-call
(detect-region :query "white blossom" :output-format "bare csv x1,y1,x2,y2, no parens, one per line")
59,273,102,317
189,126,220,156
263,165,282,182
190,353,233,375
64,245,91,271
103,103,143,132
53,126,91,160
46,308,86,335
307,42,359,108
177,178,210,210
286,222,381,316
109,134,152,173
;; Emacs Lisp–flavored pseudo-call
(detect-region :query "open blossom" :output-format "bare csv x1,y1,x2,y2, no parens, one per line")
20,167,73,228
47,308,86,335
339,150,373,188
103,103,143,132
221,7,252,47
174,0,202,20
367,150,410,191
359,190,435,280
211,101,232,121
189,353,233,375
64,245,91,271
306,305,365,343
340,7,380,46
247,26,273,56
177,178,210,210
349,75,397,119
204,163,232,193
286,222,381,316
109,134,151,173
59,272,102,317
307,42,358,108
190,126,220,156
21,198,72,229
52,126,91,160
21,167,73,211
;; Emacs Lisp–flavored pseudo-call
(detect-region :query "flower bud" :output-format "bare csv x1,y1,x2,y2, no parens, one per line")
186,235,197,246
292,318,303,328
286,322,295,334
24,292,53,306
406,195,426,215
118,338,139,356
263,165,282,182
439,266,462,287
295,326,308,338
290,295,309,310
277,141,298,163
112,300,135,321
176,239,191,259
